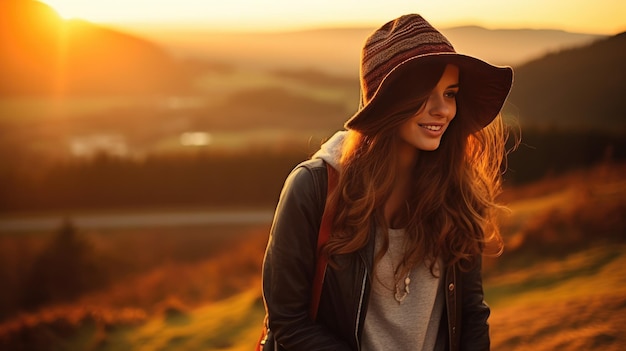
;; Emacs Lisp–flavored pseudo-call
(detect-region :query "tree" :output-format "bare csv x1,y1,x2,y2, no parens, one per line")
20,219,107,309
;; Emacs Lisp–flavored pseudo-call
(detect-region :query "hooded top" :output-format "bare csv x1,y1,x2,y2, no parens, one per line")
312,131,346,172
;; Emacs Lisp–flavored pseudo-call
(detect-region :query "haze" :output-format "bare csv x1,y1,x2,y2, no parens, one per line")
40,0,625,35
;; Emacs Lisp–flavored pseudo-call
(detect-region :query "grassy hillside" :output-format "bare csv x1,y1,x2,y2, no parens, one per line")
488,245,626,350
0,162,625,350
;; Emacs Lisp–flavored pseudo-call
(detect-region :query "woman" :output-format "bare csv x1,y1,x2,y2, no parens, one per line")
261,14,513,351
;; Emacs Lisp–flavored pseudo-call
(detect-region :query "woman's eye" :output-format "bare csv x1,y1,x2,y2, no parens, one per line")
444,90,458,98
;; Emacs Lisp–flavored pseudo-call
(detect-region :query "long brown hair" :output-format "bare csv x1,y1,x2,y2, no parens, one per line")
324,62,506,277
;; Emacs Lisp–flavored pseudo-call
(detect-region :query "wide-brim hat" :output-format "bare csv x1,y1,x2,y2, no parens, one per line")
345,14,513,132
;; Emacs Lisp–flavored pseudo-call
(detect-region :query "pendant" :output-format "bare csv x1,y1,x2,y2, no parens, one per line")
394,276,411,304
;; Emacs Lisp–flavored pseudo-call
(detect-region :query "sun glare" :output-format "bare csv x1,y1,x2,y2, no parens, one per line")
39,0,83,20
39,0,151,22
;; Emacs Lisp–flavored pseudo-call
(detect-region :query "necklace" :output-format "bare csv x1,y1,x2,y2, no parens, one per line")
387,246,411,304
394,272,411,303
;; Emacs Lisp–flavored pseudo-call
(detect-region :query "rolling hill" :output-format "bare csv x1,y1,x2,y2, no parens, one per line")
0,0,191,96
506,31,626,132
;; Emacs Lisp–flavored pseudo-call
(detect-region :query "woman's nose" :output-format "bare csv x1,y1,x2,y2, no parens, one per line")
428,95,451,118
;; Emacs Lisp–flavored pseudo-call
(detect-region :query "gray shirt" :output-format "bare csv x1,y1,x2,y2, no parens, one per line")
362,228,444,351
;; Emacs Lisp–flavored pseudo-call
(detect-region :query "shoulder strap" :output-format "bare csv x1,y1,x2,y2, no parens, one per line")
310,163,338,321
258,163,338,350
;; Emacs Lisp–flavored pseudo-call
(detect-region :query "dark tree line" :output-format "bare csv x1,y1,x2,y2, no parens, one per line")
0,151,305,213
503,128,625,184
0,129,624,213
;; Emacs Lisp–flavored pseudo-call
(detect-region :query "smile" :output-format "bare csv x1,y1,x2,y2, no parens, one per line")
419,124,443,131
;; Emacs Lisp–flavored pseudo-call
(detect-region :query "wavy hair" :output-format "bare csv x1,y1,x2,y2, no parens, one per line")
324,62,507,277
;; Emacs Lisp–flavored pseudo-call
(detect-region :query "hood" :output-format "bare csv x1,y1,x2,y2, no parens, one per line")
312,130,346,172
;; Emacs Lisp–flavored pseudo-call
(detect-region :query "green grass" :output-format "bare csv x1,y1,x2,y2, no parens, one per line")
485,243,626,350
485,244,626,307
87,288,265,351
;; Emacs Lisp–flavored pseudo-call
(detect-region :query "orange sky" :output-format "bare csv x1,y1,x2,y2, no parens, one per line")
40,0,625,34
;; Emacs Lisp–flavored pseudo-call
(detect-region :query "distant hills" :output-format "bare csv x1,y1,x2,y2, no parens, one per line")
124,24,604,75
507,31,626,132
442,26,604,67
0,0,191,96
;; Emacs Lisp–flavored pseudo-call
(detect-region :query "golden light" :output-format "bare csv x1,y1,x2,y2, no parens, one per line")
38,0,181,23
38,0,626,34
39,0,86,20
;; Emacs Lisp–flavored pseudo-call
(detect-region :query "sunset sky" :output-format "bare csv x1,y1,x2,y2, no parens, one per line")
39,0,625,35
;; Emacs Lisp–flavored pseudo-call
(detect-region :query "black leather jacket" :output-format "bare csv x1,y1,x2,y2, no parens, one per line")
262,159,491,350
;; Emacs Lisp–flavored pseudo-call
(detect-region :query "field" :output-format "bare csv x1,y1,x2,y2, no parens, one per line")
489,245,626,350
0,162,624,350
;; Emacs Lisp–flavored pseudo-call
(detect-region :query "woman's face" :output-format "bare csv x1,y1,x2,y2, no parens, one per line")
397,64,459,153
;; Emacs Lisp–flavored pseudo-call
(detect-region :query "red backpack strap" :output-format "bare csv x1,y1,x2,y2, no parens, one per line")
310,163,338,320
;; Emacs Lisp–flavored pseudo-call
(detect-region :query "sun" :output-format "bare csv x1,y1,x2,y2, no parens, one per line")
38,0,147,23
39,0,94,20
